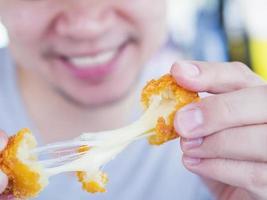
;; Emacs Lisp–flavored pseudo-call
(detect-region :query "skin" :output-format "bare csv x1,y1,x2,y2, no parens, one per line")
0,0,166,106
0,0,167,143
171,61,267,200
0,0,167,197
0,1,266,200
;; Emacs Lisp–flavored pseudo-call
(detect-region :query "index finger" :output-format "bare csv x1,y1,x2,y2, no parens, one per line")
170,61,265,94
174,85,267,138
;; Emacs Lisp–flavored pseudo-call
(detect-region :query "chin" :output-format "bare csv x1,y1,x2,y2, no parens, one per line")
55,63,142,108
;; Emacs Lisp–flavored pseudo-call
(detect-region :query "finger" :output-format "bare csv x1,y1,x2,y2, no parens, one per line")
182,156,267,199
180,124,267,162
170,61,265,94
0,170,8,194
174,85,267,138
201,178,253,200
0,130,8,152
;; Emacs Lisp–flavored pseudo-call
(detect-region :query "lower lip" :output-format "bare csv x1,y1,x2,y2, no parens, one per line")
57,43,127,81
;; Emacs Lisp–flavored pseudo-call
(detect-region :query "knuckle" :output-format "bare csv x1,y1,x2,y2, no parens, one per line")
231,61,249,71
231,61,262,87
208,131,226,157
213,96,234,124
199,95,233,126
197,95,234,134
231,61,251,79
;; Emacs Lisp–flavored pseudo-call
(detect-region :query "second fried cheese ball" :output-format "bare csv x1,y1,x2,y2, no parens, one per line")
0,128,48,199
141,74,199,145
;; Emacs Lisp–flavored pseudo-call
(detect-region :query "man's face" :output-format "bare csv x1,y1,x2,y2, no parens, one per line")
0,0,167,106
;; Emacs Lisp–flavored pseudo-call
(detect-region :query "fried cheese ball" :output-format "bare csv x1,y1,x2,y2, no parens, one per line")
0,128,48,199
141,74,199,145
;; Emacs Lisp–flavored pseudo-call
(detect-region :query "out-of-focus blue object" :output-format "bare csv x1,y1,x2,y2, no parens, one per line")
193,1,228,61
167,0,228,62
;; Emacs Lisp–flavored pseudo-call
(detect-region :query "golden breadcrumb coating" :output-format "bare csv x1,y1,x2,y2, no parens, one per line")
141,74,199,145
77,171,108,193
76,145,108,193
0,128,48,199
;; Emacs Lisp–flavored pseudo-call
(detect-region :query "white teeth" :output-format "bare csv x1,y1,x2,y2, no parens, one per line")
68,49,117,69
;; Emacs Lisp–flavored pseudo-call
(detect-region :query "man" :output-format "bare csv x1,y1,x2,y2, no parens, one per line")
0,0,266,199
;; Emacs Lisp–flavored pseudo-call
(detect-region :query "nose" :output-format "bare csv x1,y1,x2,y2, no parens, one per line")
54,1,116,41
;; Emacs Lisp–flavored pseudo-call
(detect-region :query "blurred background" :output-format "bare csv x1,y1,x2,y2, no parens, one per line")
1,0,267,80
167,0,267,80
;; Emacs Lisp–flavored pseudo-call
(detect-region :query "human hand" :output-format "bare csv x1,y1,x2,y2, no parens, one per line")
171,61,267,200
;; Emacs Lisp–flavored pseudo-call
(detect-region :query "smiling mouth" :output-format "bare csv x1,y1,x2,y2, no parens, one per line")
67,49,118,68
57,41,129,81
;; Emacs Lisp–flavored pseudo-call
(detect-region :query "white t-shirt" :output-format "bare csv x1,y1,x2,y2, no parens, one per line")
0,47,213,200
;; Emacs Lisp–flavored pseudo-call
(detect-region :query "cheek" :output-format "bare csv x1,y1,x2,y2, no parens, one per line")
1,2,57,47
0,2,60,79
121,0,167,57
0,1,62,76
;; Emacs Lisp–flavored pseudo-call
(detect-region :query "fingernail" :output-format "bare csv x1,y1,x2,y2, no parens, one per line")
175,108,203,136
182,137,203,150
178,62,200,78
183,155,201,166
